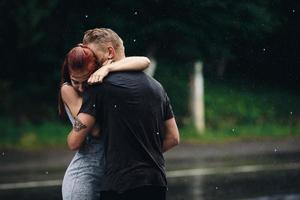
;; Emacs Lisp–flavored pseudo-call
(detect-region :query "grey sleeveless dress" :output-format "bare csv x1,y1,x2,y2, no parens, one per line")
62,105,105,200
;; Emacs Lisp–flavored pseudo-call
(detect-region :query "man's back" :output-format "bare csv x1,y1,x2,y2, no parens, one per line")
87,71,174,192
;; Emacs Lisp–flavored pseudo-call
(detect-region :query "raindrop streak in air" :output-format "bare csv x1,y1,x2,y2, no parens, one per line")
1,152,4,156
292,9,295,13
290,111,293,115
85,15,89,18
45,171,49,175
133,39,136,42
274,148,278,152
262,48,266,52
215,186,219,190
134,11,138,15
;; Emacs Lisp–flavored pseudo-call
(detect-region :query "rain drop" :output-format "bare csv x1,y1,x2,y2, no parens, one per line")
85,14,89,18
134,11,138,15
262,48,266,52
274,148,278,152
133,39,136,42
156,132,159,135
292,9,295,13
232,128,235,132
2,152,4,156
45,171,49,175
114,105,117,108
290,111,293,115
215,186,218,190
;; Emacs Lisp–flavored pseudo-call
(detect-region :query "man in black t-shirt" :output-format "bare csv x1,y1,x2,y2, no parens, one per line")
67,28,180,200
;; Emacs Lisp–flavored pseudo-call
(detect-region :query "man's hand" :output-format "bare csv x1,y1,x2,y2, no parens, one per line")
88,59,113,84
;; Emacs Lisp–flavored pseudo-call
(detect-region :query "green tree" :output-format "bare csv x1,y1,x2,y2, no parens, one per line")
0,0,284,122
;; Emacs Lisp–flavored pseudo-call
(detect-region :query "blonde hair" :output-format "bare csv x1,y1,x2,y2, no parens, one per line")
83,28,124,55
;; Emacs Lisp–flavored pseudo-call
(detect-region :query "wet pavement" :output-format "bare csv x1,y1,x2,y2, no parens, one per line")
1,138,300,200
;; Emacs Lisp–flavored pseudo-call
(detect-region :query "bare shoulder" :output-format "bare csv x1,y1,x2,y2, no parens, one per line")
60,84,80,104
61,83,75,95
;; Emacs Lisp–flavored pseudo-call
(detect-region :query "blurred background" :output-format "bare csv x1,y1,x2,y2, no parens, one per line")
0,0,300,199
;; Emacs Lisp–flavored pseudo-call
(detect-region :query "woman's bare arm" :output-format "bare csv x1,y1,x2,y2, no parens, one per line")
60,84,82,117
61,84,100,150
88,56,150,84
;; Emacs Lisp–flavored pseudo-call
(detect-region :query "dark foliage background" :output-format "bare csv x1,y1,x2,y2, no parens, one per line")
0,0,299,124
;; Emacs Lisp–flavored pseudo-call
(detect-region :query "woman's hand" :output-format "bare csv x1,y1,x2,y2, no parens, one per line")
88,59,113,84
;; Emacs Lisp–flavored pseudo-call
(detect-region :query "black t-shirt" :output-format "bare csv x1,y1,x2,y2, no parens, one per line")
79,71,174,193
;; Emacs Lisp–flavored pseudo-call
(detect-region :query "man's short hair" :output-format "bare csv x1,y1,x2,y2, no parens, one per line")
83,28,124,53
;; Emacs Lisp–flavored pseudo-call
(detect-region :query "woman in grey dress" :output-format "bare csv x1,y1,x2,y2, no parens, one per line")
58,44,150,200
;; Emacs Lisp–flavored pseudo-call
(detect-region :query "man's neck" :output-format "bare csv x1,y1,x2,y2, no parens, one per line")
114,53,126,61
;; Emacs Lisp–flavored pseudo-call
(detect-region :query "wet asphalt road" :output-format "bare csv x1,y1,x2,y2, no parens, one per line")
1,169,300,200
1,138,300,200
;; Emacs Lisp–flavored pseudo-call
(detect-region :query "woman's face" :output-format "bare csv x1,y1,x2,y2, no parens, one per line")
69,68,93,94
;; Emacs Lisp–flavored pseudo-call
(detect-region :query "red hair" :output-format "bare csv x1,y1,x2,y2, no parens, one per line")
67,45,98,72
58,45,99,117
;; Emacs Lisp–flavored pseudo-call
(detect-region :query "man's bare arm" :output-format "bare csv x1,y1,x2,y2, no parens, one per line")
67,113,95,150
163,118,180,153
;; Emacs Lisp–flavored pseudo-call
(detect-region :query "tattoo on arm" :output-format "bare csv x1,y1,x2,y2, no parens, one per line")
73,117,87,132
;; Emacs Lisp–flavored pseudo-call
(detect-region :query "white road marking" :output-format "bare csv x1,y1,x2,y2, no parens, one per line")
1,163,300,190
0,180,62,190
167,162,300,178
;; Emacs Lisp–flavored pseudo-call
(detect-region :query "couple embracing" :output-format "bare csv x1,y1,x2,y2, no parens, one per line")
59,28,180,200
